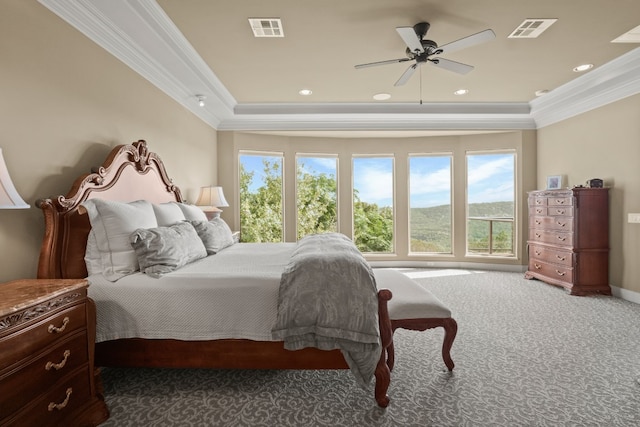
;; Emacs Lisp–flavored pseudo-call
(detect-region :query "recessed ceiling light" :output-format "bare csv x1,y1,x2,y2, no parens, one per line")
454,89,468,96
535,89,549,97
573,63,593,72
298,89,312,96
373,93,391,101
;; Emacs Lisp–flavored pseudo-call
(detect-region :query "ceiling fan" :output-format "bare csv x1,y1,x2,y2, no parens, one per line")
355,22,495,86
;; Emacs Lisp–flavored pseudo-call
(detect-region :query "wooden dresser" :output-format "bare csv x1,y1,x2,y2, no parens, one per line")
525,188,611,296
0,279,109,426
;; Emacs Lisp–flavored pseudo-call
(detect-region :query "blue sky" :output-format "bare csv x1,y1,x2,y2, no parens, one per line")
240,153,514,208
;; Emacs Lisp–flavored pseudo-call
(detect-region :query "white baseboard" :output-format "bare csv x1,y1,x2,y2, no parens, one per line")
611,286,640,305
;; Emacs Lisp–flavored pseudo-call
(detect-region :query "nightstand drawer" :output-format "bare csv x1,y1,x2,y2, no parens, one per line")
0,304,87,371
0,332,89,417
1,366,92,427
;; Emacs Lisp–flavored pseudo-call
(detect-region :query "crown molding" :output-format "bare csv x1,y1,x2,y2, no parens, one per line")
38,1,639,132
37,0,236,128
530,47,640,128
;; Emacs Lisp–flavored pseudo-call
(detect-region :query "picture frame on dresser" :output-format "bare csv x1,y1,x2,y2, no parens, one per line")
546,175,563,190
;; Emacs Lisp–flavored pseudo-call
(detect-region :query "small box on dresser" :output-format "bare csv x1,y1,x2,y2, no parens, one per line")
0,279,109,426
525,187,611,296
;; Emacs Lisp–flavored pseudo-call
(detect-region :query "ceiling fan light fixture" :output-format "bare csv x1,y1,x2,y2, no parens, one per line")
373,93,391,101
454,89,468,96
573,63,593,72
195,94,206,107
298,89,312,96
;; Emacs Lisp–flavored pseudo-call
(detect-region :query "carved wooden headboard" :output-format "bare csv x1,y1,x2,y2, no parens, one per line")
37,140,184,279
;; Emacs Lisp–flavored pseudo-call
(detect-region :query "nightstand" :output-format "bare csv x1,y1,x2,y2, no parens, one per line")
0,279,109,426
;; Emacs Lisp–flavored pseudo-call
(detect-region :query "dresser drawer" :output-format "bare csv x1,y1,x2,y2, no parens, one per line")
546,205,573,216
528,259,573,284
529,216,574,232
530,196,547,207
1,365,92,427
0,304,86,371
547,196,573,207
0,332,88,417
530,205,547,216
529,244,573,267
529,229,573,247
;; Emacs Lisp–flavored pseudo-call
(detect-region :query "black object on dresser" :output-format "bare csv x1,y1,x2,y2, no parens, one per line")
0,279,109,426
525,188,611,296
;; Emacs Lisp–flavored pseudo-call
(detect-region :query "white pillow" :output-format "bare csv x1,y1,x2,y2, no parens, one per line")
173,202,208,221
153,202,186,226
84,230,102,276
81,199,158,281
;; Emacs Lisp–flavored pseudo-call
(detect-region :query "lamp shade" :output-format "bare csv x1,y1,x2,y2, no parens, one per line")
0,148,29,209
195,186,229,208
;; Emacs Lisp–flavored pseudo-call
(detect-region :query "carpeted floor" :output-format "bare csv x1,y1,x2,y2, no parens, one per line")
99,270,640,426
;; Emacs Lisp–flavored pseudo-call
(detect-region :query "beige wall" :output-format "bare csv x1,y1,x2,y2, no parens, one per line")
537,93,640,293
0,1,217,282
218,130,538,268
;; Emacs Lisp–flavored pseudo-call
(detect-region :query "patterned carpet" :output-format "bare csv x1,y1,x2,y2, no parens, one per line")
99,270,640,426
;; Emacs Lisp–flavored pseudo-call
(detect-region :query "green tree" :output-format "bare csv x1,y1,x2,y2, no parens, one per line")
353,191,393,252
239,159,283,242
296,163,337,239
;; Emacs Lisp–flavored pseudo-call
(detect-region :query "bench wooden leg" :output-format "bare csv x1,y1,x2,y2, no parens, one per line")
391,317,457,371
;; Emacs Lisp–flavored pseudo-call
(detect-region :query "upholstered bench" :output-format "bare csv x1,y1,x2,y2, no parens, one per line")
373,269,457,372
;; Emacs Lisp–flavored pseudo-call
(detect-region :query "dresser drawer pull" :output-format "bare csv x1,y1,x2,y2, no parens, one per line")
45,350,71,371
556,199,565,204
555,270,566,276
556,209,565,215
534,263,542,270
535,250,541,256
556,255,566,261
535,233,541,238
48,317,69,334
556,236,566,241
535,199,543,205
48,388,72,412
535,219,541,225
557,221,566,227
536,208,543,214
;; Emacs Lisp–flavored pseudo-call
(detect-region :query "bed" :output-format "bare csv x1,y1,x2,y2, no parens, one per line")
36,140,394,407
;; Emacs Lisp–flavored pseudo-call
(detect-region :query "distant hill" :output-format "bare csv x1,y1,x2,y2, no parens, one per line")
410,201,514,252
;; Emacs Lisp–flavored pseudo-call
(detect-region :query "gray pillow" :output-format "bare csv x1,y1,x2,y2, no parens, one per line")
130,222,207,278
190,217,235,255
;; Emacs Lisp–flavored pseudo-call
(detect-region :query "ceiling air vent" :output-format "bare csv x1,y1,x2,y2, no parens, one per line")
508,19,557,38
249,18,284,37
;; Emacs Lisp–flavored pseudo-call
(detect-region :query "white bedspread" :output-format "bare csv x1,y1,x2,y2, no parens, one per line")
88,243,296,343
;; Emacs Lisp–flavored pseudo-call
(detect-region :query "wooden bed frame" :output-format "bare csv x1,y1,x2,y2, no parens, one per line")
36,140,394,407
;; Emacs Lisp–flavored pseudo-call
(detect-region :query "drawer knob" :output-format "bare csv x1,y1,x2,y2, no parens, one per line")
556,255,566,261
556,236,566,241
535,233,541,238
48,317,69,334
556,199,565,204
536,208,543,214
556,209,565,215
45,350,71,371
534,263,542,270
557,221,566,227
535,250,541,256
555,270,566,276
535,220,541,225
48,388,72,412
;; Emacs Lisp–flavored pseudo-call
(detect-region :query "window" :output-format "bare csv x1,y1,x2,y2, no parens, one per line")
296,155,338,239
466,151,515,256
352,156,394,253
239,152,284,242
409,154,453,253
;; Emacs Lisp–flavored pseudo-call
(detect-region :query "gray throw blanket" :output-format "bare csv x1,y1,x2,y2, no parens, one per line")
271,233,381,388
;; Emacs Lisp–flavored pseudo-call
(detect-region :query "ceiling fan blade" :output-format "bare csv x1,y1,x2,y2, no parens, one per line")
355,57,412,69
394,63,420,86
429,58,474,75
396,26,424,54
438,29,496,54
